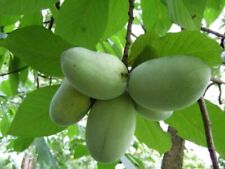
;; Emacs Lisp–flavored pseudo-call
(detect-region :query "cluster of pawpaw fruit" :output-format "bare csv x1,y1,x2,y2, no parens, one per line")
49,47,211,163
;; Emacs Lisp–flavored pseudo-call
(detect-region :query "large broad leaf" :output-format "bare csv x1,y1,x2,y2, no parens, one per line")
19,12,43,27
0,26,72,77
166,101,225,158
166,0,206,30
102,0,128,39
0,15,21,26
0,0,53,15
8,85,65,137
129,31,221,67
135,115,172,154
55,0,109,49
157,31,221,66
204,0,224,25
141,0,171,35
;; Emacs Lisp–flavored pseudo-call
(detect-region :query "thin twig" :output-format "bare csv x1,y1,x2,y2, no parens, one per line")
55,0,61,10
201,27,225,39
204,82,215,96
48,17,54,30
0,66,28,77
198,98,219,169
36,75,39,89
49,76,52,86
122,0,135,66
217,84,223,104
131,32,138,38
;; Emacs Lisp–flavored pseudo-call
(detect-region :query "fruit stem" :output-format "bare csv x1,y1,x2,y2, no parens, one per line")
198,97,219,169
122,0,135,67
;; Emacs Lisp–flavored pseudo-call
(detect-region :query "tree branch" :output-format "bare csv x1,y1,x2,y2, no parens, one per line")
122,0,135,66
198,97,219,169
0,66,28,77
201,27,225,39
211,77,225,85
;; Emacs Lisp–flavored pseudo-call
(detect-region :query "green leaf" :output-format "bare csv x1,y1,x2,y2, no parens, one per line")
8,85,65,137
97,162,117,169
55,0,109,48
11,137,34,152
0,113,11,135
124,154,145,169
102,0,128,39
129,31,221,67
0,15,21,26
157,31,222,66
0,80,13,97
0,0,53,15
166,0,206,30
34,138,58,169
74,144,89,159
128,33,159,66
19,12,43,28
142,0,171,35
0,26,72,77
135,115,172,154
204,0,223,25
8,56,20,96
166,101,225,158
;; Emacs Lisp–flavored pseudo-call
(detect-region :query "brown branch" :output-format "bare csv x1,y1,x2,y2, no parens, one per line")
0,66,28,76
211,77,225,85
198,98,219,169
201,27,225,39
218,84,222,104
36,75,40,89
122,0,135,66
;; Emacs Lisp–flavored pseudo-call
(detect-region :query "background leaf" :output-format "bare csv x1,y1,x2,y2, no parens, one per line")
8,85,65,137
55,0,109,49
0,26,72,77
0,0,54,15
102,0,128,39
142,0,171,35
129,31,222,67
156,31,222,66
166,0,206,30
8,56,20,96
34,138,58,169
135,115,172,154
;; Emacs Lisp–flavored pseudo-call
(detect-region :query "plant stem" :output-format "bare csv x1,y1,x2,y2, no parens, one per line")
122,0,135,67
0,66,28,76
201,27,225,39
198,97,219,169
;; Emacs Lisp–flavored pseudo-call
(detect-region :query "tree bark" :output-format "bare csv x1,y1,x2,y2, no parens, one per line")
161,126,185,169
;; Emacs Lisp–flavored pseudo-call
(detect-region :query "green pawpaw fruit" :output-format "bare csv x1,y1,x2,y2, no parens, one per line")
61,47,128,100
49,79,90,126
86,94,136,163
136,104,173,121
128,56,211,111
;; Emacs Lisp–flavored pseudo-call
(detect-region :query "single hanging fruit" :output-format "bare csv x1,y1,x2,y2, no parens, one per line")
61,47,128,100
49,79,90,126
86,94,136,163
128,56,211,111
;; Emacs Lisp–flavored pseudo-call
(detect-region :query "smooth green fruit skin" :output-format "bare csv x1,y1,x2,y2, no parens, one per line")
136,104,173,121
86,94,136,163
49,79,90,126
128,56,211,111
61,47,128,100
